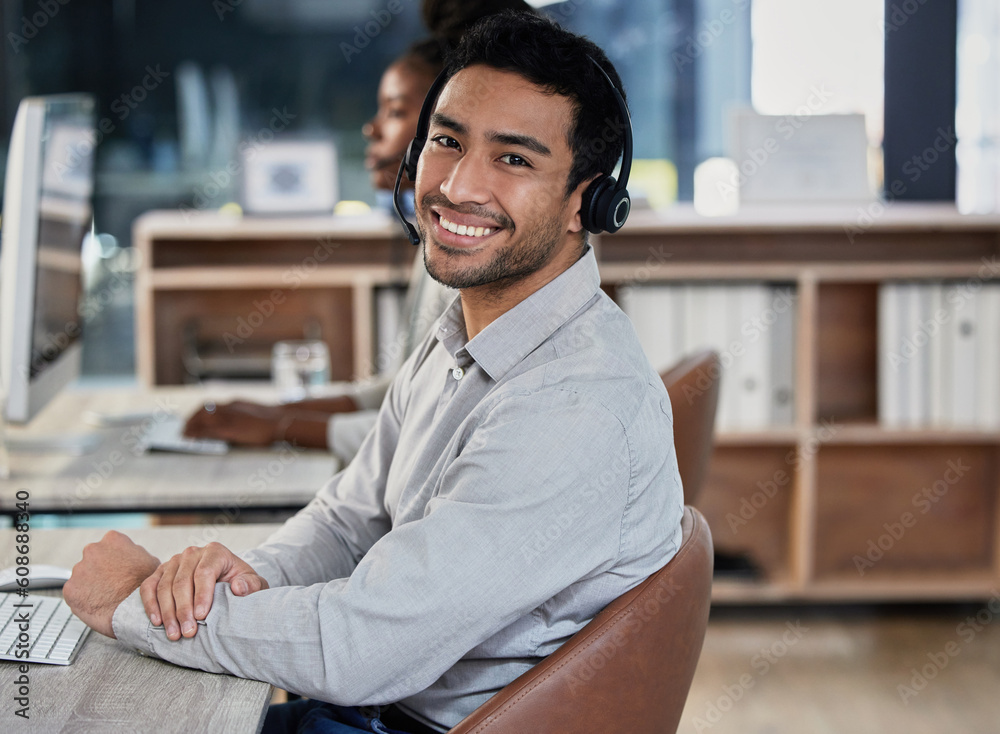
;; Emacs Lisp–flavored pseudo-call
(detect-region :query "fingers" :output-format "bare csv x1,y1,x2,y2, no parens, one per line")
138,543,264,641
155,560,182,640
170,547,205,639
230,572,269,596
139,566,165,627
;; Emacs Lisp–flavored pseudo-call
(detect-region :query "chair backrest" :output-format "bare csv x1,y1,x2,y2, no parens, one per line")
660,350,721,506
448,506,714,734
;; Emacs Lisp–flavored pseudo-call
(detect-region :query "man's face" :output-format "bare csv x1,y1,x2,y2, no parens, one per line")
364,60,435,192
414,65,587,291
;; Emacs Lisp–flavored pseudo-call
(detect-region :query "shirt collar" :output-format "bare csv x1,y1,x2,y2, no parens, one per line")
435,245,601,381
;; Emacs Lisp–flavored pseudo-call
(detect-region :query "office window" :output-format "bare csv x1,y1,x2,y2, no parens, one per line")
957,0,1000,213
751,0,885,148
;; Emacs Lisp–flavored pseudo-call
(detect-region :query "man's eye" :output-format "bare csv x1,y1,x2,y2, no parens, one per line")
431,135,460,149
499,153,530,167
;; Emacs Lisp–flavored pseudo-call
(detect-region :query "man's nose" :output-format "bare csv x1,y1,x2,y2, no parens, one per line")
439,154,491,205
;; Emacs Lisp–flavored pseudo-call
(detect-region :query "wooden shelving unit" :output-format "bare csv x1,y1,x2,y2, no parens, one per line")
135,203,1000,602
133,210,414,385
597,203,1000,603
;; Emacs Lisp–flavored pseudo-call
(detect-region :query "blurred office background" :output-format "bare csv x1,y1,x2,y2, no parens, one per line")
0,0,997,380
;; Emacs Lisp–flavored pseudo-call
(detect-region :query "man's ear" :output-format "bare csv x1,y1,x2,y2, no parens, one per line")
567,174,600,234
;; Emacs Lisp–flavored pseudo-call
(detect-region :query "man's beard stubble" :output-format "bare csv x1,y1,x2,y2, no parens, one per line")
418,193,564,292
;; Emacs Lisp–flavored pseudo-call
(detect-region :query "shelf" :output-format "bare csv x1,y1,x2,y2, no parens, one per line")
803,574,1000,602
817,422,1000,445
711,576,800,604
146,264,410,290
713,429,801,446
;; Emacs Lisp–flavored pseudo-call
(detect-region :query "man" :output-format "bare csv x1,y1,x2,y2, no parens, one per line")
65,12,683,734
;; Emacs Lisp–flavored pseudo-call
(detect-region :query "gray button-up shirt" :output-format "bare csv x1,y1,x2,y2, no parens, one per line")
114,245,684,731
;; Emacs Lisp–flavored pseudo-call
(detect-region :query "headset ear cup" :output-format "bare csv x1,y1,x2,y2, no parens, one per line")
600,186,630,234
403,137,424,182
580,175,612,234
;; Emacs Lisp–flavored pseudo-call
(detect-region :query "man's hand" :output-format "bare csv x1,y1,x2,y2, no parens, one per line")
64,531,161,639
139,542,268,641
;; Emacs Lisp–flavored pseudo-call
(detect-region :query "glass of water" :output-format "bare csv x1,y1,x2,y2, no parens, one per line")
271,340,331,399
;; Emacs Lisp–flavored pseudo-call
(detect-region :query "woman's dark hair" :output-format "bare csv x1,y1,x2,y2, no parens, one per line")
421,0,537,48
402,0,538,76
446,11,628,198
400,36,449,75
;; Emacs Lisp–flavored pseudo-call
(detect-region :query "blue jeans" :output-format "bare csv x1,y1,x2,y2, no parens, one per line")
262,701,427,734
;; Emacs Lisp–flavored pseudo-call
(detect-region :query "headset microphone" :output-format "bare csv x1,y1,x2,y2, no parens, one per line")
394,69,450,247
392,153,421,246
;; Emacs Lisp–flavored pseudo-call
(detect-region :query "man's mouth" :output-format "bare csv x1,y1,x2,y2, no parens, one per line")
438,214,496,238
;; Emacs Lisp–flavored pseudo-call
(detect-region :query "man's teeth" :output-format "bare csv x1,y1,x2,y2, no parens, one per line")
439,215,492,237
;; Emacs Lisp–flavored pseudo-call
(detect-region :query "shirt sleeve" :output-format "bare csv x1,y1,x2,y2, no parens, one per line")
112,390,638,708
327,410,379,465
348,374,393,412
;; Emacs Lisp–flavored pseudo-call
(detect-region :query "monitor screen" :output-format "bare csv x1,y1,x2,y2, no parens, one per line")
31,118,93,380
1,94,95,423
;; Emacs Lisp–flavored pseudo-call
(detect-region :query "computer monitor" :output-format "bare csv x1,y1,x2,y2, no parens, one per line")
0,94,97,474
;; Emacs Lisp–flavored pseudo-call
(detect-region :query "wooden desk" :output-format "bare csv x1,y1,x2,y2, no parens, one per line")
0,385,337,516
0,524,279,733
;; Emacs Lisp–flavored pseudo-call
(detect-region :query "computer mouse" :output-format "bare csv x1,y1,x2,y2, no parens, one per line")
0,564,72,592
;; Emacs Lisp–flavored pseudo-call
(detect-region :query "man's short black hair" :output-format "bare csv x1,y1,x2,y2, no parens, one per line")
445,11,628,198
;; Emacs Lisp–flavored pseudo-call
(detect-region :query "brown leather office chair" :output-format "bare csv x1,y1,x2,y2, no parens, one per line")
660,350,721,506
449,506,713,734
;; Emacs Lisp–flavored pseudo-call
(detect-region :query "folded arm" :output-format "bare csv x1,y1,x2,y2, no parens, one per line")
111,394,639,707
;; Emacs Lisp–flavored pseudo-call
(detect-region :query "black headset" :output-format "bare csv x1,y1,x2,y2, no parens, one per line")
393,57,632,246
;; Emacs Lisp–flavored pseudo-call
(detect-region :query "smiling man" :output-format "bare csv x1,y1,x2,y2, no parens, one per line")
65,12,683,734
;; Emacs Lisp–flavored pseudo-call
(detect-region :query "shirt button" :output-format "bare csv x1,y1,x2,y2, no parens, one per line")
452,367,464,381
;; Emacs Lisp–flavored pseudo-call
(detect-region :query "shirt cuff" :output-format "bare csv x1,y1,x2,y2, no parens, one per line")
112,586,154,654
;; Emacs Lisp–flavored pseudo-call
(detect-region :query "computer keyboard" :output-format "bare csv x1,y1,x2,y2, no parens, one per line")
0,593,91,665
140,415,229,455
